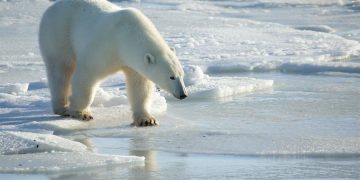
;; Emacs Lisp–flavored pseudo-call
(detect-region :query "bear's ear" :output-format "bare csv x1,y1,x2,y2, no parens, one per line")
170,47,176,54
144,53,156,65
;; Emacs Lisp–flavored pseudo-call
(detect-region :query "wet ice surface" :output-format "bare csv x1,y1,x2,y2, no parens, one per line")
1,0,360,179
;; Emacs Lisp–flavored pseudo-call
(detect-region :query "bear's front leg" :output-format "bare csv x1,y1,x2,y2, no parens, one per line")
68,69,97,121
124,68,158,127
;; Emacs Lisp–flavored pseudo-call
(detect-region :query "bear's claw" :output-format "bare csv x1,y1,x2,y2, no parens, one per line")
68,110,93,121
82,114,93,121
132,117,158,127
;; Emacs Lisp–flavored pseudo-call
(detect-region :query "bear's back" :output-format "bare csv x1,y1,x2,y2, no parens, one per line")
40,0,122,54
42,0,120,28
50,0,120,14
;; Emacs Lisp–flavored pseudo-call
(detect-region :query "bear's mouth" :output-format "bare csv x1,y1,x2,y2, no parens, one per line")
173,88,188,100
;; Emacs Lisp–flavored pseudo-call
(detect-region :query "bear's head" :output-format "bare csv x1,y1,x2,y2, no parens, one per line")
142,49,188,100
116,8,188,100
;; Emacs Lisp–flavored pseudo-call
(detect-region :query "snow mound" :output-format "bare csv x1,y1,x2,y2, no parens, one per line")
206,61,279,73
183,65,206,86
206,59,360,75
180,65,273,99
93,88,128,107
0,83,28,94
0,152,144,173
180,65,274,99
0,93,46,108
151,92,167,114
93,87,167,114
207,58,360,75
187,77,273,99
0,131,87,155
293,25,335,33
280,62,360,74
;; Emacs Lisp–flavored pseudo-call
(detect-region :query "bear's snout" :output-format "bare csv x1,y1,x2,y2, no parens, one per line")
174,89,188,100
173,79,188,100
179,91,188,100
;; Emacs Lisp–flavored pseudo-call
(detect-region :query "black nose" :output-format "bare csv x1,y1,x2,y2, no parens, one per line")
180,94,187,100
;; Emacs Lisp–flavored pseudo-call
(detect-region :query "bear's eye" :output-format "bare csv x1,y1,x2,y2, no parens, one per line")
144,53,156,64
170,76,175,80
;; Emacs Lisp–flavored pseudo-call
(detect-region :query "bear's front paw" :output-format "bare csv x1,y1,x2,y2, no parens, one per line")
69,110,93,121
132,116,158,127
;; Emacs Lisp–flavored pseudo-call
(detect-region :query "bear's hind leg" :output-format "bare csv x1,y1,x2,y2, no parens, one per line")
68,69,97,120
124,68,157,126
45,58,75,116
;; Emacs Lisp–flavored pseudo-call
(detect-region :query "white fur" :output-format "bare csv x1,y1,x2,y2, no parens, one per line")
39,0,187,126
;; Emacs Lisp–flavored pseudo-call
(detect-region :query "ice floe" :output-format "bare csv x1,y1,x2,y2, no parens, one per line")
153,4,360,74
0,131,87,155
293,25,336,33
181,65,273,99
280,62,360,74
186,77,273,99
0,130,144,173
0,152,144,173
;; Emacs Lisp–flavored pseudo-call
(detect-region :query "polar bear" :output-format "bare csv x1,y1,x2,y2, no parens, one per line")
39,0,187,126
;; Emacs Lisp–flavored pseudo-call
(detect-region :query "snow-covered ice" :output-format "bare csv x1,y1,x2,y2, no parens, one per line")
0,131,87,155
0,0,360,179
185,76,273,99
173,65,274,99
0,130,144,173
0,83,29,94
0,152,144,173
280,61,360,74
